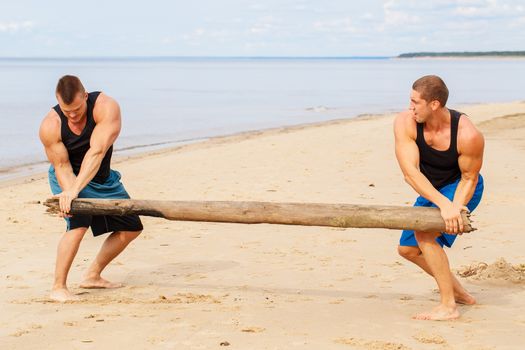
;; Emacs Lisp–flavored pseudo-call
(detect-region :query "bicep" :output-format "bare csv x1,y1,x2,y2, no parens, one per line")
44,139,70,167
39,115,70,167
458,135,484,178
394,119,420,175
90,104,121,153
45,142,69,165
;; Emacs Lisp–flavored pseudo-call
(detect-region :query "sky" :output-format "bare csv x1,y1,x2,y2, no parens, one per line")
1,0,524,57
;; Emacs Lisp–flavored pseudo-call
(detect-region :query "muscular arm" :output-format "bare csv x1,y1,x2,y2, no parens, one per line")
394,112,466,233
71,94,121,195
453,116,484,208
39,111,76,190
394,112,451,207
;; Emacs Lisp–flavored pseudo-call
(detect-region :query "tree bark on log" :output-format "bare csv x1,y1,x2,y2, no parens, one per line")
43,198,474,233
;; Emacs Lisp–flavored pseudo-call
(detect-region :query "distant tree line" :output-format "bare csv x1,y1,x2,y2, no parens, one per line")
398,51,525,58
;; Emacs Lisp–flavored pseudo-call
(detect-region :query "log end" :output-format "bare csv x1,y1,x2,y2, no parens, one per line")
44,198,60,215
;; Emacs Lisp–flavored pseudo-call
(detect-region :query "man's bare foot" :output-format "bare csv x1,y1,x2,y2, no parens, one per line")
50,288,80,302
413,304,460,321
455,291,476,305
80,276,123,289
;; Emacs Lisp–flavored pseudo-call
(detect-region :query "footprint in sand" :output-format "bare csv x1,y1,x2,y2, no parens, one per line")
9,324,42,337
329,299,345,304
241,327,265,333
413,332,447,345
335,337,411,350
184,273,208,281
6,274,24,281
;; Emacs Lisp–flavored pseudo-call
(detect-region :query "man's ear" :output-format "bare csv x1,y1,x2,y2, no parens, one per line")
430,100,441,111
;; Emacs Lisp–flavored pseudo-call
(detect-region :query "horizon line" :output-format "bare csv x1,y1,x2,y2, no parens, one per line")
0,55,394,60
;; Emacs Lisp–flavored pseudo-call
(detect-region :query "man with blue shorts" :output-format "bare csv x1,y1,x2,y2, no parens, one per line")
394,75,484,320
39,75,143,302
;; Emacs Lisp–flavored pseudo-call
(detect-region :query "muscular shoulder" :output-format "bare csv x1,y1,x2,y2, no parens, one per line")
457,114,484,155
93,92,121,123
394,110,417,140
39,109,61,146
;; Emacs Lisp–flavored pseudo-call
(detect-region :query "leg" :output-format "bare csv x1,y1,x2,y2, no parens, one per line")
80,230,141,288
50,227,88,302
411,231,459,320
398,245,475,305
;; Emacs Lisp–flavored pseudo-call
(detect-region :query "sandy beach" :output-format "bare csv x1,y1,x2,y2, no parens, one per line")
1,101,525,349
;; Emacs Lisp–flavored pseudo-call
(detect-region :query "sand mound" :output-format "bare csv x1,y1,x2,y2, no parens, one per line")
477,113,525,133
457,258,525,284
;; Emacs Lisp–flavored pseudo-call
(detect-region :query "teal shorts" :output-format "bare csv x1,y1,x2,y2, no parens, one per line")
399,175,484,248
49,166,143,236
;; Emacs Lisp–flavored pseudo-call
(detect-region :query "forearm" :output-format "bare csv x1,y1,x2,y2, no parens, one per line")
70,148,105,193
452,175,479,207
54,163,77,191
404,170,451,208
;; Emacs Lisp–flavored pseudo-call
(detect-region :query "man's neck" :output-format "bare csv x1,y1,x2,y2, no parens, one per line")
67,113,88,133
425,107,450,131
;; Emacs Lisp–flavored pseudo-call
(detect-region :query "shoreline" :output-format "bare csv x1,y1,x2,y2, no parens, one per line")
0,112,388,189
3,100,523,189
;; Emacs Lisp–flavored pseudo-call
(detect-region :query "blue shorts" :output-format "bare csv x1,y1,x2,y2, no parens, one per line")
399,175,484,248
49,166,143,236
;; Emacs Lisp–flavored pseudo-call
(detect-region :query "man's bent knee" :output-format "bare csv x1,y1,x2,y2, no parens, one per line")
414,231,440,245
65,227,88,241
113,230,141,243
398,245,421,260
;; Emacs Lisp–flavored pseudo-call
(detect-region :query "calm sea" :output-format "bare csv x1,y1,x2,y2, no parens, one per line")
1,57,524,180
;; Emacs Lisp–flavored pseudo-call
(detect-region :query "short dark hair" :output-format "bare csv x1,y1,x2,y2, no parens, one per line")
55,75,85,104
412,75,449,107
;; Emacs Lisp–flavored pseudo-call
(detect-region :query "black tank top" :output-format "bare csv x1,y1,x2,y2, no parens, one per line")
416,109,462,189
53,91,113,184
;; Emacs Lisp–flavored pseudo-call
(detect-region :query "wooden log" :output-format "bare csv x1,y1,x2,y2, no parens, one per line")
44,198,474,233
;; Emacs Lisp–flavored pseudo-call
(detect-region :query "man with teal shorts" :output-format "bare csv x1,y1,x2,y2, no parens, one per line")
394,75,485,321
40,75,143,302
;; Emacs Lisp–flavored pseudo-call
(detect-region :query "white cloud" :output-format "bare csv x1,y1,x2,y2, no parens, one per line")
313,17,357,33
249,16,280,35
161,37,177,44
178,27,232,47
453,0,524,18
509,15,525,28
181,28,205,41
384,10,420,26
0,20,34,33
382,0,421,26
